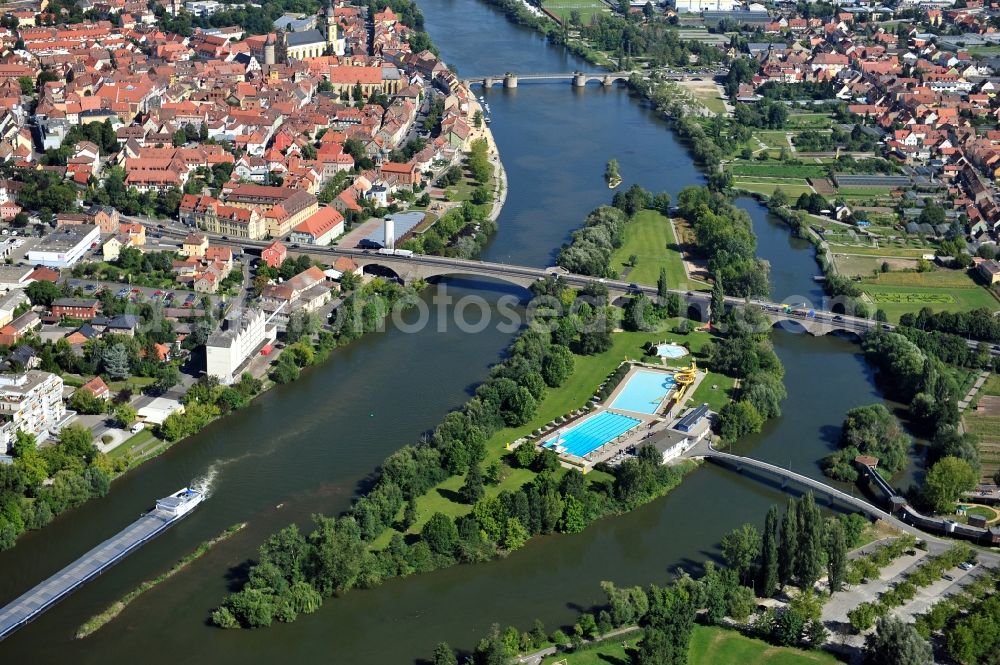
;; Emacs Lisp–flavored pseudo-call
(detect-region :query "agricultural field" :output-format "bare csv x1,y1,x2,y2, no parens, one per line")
826,244,931,258
727,161,828,178
832,255,919,278
732,177,814,198
965,392,1000,483
541,0,608,24
860,269,1000,321
834,187,894,198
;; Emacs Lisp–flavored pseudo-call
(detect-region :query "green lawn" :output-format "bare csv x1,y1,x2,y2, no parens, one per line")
541,626,840,665
755,131,791,150
786,112,835,129
612,210,704,290
689,86,727,115
372,326,725,546
108,429,161,461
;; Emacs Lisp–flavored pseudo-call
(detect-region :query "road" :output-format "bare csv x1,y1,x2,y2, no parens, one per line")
134,221,1000,357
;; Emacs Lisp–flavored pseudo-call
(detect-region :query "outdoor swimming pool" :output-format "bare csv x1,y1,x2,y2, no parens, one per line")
543,411,641,458
611,370,676,414
655,343,689,359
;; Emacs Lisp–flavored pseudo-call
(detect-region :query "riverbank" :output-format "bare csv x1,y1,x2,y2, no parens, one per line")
0,0,904,659
75,522,246,639
467,95,508,223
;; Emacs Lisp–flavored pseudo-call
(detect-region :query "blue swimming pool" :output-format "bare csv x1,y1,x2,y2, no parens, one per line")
543,411,641,457
610,370,676,414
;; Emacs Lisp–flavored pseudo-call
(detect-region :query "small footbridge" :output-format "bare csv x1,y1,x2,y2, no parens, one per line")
685,440,1000,545
687,440,903,526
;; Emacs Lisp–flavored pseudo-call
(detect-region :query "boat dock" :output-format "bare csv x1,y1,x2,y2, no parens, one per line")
0,489,202,640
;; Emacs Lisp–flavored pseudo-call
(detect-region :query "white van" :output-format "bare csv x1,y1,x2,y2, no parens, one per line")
130,422,145,434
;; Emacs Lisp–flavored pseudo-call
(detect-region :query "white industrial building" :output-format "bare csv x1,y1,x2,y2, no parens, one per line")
0,371,68,453
27,225,101,268
674,0,739,11
205,308,275,385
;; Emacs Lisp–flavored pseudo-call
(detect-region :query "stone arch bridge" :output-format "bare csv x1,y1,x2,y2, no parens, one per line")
297,248,883,338
463,71,632,89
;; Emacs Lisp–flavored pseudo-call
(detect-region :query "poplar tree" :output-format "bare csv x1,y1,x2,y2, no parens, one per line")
759,504,780,597
796,493,824,589
710,275,725,324
826,518,847,593
778,498,798,586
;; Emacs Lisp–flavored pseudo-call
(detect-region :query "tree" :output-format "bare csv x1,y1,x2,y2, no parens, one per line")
460,463,485,505
759,504,780,597
779,498,798,587
716,400,763,442
541,345,574,387
657,267,669,304
115,403,137,428
421,512,458,557
721,523,761,585
796,493,824,589
826,518,847,593
26,280,62,306
710,275,725,324
863,615,933,665
923,456,977,514
770,188,788,208
101,343,131,380
155,364,181,393
432,642,458,665
70,388,104,415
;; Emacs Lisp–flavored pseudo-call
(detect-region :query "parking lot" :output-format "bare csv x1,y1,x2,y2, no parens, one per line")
62,278,222,311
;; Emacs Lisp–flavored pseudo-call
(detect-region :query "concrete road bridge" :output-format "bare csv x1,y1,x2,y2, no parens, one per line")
462,71,632,89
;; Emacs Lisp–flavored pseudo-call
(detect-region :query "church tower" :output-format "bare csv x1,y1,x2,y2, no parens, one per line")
325,3,338,53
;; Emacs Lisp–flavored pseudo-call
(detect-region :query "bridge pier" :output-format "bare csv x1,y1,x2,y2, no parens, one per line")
484,77,494,88
504,73,518,88
573,73,587,87
602,75,614,87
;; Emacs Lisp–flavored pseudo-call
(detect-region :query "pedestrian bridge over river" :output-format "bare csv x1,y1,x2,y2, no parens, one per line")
685,440,1000,546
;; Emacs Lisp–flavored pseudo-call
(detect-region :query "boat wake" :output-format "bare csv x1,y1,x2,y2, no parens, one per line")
190,465,219,498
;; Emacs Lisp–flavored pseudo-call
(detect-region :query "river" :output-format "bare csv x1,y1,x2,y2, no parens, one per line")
0,2,892,662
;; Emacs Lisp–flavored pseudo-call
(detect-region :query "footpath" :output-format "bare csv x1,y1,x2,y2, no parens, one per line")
516,626,640,665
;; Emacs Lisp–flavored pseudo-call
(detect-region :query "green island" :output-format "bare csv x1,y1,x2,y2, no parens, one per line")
75,523,246,639
209,184,789,629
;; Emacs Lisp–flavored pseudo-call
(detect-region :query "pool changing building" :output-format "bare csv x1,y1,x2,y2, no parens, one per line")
205,308,276,385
